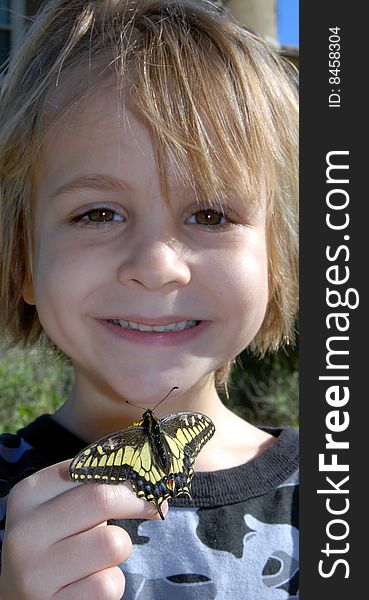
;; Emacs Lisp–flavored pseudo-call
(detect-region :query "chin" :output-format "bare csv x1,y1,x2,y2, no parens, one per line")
113,370,208,410
121,380,181,407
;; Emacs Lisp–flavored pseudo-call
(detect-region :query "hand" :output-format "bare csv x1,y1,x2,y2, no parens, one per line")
0,459,167,599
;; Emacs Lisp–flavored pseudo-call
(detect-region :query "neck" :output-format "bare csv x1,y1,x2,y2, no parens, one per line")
52,371,223,443
51,370,276,472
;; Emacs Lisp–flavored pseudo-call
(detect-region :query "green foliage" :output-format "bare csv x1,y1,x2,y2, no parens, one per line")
221,339,299,428
0,339,298,434
0,346,73,433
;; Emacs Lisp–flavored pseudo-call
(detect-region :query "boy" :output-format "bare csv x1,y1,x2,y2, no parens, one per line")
0,1,299,598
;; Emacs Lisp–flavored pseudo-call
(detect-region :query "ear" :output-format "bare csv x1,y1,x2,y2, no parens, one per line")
22,273,36,306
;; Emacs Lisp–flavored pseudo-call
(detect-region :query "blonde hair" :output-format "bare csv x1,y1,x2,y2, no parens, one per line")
0,0,298,382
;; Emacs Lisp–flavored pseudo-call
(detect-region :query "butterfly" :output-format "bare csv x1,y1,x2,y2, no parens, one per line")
69,406,215,519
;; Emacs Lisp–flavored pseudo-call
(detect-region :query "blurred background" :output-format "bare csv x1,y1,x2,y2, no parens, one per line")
0,0,299,433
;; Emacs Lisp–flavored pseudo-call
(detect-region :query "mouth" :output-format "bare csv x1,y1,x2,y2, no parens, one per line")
107,319,200,333
99,317,211,346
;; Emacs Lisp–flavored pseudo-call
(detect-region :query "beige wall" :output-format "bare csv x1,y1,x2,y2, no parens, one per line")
226,0,278,45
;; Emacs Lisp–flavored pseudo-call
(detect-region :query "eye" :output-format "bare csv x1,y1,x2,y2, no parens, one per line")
186,208,228,227
71,207,125,226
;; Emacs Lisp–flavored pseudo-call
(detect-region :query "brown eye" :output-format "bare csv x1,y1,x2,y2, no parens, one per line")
193,209,226,226
86,208,116,222
73,207,125,226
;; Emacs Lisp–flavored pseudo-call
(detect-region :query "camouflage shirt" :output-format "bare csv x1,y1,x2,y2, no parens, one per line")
0,415,299,599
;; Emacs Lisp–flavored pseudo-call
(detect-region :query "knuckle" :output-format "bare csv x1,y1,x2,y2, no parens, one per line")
2,524,42,596
3,519,27,557
3,496,41,566
89,483,114,512
99,525,132,564
6,480,25,514
91,567,126,600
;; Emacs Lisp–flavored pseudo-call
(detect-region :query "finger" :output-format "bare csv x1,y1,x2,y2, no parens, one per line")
7,458,168,525
54,566,125,600
42,482,168,540
9,480,168,548
48,525,132,591
6,460,84,517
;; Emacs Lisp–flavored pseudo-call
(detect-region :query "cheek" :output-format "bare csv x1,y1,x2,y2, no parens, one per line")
32,234,97,325
216,246,269,310
208,242,269,350
232,267,268,337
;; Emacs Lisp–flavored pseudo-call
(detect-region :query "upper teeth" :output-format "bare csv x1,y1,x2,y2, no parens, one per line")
110,319,198,332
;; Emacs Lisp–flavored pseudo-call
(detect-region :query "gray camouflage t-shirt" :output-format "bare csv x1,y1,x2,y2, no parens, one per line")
0,415,299,599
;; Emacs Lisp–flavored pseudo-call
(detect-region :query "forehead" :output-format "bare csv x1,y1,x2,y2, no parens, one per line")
41,71,146,147
41,85,152,159
35,83,179,200
35,65,267,211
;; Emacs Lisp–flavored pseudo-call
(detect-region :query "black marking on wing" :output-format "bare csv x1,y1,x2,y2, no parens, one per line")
69,411,215,519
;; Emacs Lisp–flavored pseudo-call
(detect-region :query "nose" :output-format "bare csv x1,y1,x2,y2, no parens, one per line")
117,237,191,290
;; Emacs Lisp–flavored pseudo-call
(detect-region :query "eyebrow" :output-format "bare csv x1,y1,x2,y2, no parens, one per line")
49,174,131,201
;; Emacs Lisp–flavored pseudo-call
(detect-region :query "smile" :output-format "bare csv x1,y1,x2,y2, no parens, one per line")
108,319,199,333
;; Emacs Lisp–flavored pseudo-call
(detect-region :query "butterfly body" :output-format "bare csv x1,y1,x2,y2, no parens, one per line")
140,410,172,473
69,410,215,519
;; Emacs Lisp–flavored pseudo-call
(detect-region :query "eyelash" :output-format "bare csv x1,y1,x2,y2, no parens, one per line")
70,208,125,228
70,206,235,229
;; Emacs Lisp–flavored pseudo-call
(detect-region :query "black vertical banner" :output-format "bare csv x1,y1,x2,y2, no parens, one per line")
300,0,365,597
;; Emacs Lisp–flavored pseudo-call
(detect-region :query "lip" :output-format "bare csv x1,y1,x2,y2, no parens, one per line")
97,318,212,347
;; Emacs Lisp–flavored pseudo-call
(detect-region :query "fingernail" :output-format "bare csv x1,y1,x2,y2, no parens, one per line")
153,500,169,520
160,500,169,518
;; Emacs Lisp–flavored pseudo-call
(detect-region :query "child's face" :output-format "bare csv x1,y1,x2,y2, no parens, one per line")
26,84,269,406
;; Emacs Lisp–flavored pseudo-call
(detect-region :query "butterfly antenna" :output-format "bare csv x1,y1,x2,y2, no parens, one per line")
153,386,179,411
125,399,147,411
125,386,179,412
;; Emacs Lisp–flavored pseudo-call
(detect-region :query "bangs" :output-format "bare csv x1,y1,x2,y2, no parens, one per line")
128,20,265,205
113,1,295,207
37,0,296,208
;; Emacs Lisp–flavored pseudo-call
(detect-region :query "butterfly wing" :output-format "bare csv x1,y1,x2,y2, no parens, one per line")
69,426,172,517
69,411,215,518
159,412,215,498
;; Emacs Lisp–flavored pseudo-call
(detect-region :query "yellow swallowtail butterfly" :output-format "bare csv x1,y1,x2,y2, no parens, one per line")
69,394,215,519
